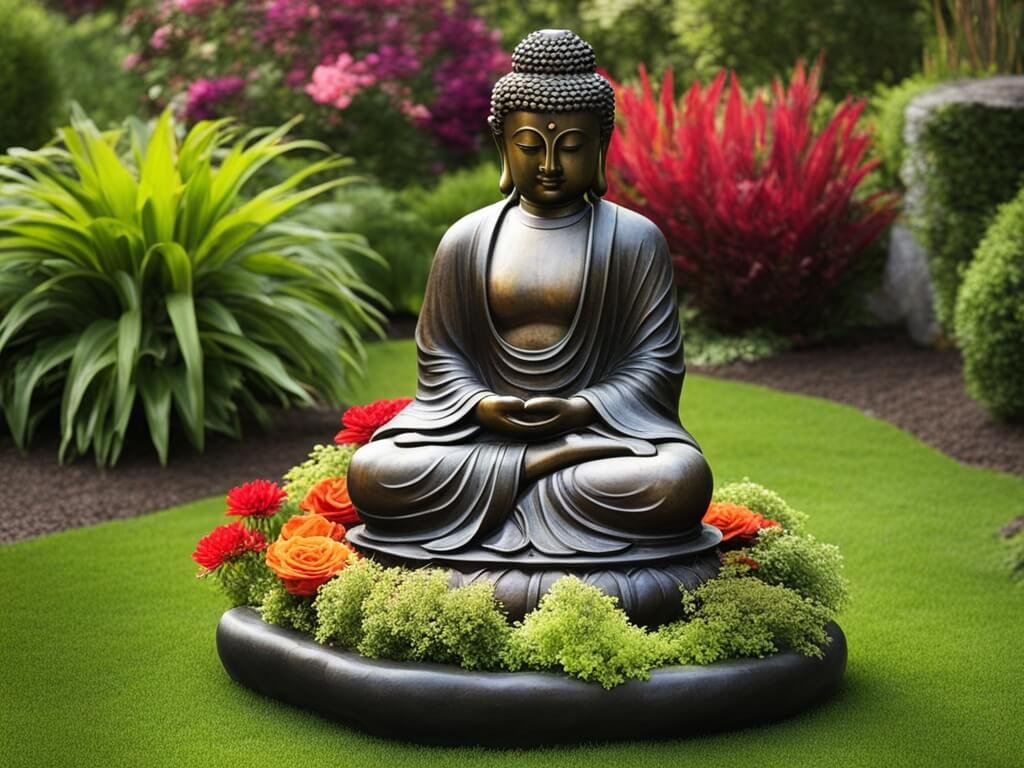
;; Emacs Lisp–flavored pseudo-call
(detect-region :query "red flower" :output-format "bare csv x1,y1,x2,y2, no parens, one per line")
334,397,413,445
703,502,779,544
225,479,287,518
192,522,267,574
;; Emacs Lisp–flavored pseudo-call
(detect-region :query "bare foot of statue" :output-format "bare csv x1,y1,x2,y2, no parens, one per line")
522,433,657,482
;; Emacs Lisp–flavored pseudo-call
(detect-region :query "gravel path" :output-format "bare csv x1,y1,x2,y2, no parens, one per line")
1,334,1020,544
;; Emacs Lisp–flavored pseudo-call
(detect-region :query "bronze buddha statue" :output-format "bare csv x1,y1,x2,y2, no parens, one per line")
346,29,720,625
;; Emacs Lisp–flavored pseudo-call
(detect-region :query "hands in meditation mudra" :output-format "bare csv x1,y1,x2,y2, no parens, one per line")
345,30,720,624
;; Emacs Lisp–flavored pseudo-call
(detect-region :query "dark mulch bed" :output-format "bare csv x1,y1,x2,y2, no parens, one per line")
1,332,1020,545
695,334,1024,478
0,408,341,544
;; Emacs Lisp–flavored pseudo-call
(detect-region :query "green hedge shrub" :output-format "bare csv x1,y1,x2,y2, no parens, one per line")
869,75,938,190
0,0,62,150
0,111,382,466
304,163,502,317
49,11,141,130
954,187,1024,421
479,0,683,80
673,0,926,97
913,103,1024,331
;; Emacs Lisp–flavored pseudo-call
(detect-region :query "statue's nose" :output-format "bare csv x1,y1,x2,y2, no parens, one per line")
540,142,562,176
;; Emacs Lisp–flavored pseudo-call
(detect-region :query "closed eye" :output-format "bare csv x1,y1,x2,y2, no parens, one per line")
516,143,542,153
560,144,583,153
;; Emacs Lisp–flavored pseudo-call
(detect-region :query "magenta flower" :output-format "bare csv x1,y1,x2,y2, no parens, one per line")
175,0,220,14
183,76,246,121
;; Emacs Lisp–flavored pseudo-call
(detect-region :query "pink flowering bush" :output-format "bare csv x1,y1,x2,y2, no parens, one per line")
124,0,507,181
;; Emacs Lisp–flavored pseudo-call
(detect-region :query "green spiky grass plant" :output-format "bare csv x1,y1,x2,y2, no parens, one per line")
0,109,384,467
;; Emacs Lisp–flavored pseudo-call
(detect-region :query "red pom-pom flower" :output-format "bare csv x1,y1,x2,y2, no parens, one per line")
334,397,413,445
703,502,779,544
225,479,287,518
192,522,267,574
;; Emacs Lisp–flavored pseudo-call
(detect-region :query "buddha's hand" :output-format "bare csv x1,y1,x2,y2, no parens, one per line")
475,395,529,435
520,396,595,434
476,395,595,437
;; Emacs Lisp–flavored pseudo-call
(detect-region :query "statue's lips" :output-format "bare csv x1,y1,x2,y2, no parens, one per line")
537,177,564,189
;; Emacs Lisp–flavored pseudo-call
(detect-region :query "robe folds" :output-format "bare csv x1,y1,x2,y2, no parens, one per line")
349,195,707,559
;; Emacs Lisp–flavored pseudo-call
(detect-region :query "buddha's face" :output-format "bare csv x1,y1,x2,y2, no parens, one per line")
501,111,603,216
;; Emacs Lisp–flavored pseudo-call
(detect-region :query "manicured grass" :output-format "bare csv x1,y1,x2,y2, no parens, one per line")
1,339,1022,767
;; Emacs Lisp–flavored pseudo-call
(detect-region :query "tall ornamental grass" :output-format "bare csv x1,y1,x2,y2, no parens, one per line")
606,63,899,333
0,110,383,467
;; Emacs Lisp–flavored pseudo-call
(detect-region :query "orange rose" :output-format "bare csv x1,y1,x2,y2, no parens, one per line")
265,535,352,596
300,476,361,526
279,512,346,542
703,502,779,544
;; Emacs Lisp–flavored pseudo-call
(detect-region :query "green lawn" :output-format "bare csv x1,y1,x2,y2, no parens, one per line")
1,340,1022,767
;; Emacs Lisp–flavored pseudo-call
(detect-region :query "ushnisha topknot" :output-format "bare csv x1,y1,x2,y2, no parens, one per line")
490,29,615,141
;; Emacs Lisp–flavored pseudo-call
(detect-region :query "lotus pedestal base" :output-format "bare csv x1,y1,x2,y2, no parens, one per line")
216,607,847,746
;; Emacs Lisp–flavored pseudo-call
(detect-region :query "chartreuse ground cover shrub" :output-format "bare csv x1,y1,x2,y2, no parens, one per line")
954,186,1024,421
2,341,1024,766
607,62,899,334
0,0,62,151
911,103,1024,331
0,110,384,467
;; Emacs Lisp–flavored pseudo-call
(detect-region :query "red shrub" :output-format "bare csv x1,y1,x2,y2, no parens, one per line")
606,62,899,332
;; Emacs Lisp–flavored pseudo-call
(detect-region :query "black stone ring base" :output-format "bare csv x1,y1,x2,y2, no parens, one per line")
217,607,847,746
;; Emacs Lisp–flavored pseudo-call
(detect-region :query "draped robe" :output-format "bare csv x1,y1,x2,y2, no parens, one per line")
348,195,708,561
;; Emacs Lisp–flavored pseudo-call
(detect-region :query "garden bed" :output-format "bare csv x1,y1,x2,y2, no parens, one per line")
2,334,1021,544
2,339,1021,767
695,330,1024,477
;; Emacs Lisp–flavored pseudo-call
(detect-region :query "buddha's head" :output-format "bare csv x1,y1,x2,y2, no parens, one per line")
489,30,614,213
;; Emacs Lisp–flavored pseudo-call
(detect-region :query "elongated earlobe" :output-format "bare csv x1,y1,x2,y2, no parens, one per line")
489,117,515,195
498,152,514,195
591,143,608,197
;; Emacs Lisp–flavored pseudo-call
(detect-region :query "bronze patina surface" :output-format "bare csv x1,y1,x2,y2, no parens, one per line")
218,30,847,742
345,31,717,617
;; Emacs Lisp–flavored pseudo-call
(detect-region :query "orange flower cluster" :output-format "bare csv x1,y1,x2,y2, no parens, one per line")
300,476,360,526
703,502,779,544
265,513,353,596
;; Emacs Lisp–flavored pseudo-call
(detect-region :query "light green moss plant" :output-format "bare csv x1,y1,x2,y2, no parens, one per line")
713,480,809,532
657,576,832,664
260,581,317,635
504,578,662,689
